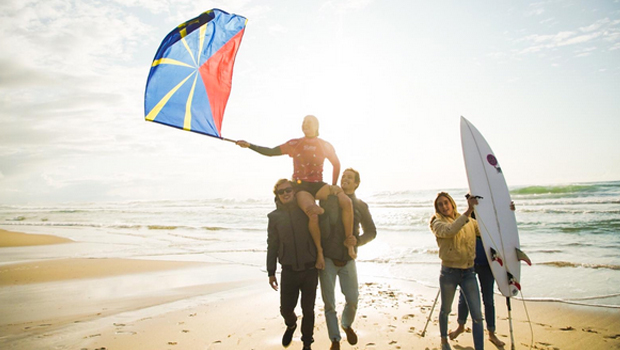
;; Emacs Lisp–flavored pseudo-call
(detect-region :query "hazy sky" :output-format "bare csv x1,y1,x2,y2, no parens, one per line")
1,0,619,204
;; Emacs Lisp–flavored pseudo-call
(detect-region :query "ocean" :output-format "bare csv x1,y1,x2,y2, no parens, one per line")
1,181,619,309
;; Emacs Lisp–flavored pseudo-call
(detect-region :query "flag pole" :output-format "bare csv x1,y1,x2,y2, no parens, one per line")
220,136,238,143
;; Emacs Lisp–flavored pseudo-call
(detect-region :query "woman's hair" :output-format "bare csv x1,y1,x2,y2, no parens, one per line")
430,191,459,223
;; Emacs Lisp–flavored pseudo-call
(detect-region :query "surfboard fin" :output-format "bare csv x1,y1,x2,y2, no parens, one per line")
490,247,503,266
507,272,521,291
516,248,532,266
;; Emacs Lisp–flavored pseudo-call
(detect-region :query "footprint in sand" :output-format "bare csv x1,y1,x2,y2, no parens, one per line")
535,341,552,347
533,321,551,328
115,331,137,335
206,340,222,349
24,323,52,330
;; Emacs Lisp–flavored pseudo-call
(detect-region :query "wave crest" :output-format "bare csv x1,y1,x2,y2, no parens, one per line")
539,261,620,270
511,184,598,195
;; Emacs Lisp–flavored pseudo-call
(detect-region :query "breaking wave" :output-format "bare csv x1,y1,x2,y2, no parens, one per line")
539,261,620,270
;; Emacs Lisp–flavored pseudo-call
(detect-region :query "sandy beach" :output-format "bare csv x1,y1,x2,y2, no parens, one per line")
0,229,74,247
1,228,619,350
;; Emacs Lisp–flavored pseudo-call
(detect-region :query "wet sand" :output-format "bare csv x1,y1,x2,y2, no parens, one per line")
0,228,73,247
1,229,619,350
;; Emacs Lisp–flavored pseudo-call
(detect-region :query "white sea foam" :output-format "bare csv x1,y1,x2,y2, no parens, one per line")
1,181,619,307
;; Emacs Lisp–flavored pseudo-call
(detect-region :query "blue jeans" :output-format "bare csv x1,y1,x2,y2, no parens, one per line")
439,266,484,350
319,258,359,342
457,263,497,332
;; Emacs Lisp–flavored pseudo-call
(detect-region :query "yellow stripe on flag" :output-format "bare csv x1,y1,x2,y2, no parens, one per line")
181,36,197,66
197,24,206,63
184,74,199,130
151,58,194,68
145,72,195,121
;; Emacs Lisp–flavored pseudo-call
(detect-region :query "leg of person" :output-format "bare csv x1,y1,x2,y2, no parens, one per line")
461,268,484,350
337,191,355,259
476,264,504,347
339,260,359,345
300,268,319,348
449,289,468,340
296,190,325,270
439,266,459,350
280,268,300,347
319,258,342,343
315,185,355,259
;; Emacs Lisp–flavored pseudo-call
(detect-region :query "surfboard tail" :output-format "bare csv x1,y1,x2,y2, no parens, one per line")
507,272,521,292
490,247,504,266
516,248,532,266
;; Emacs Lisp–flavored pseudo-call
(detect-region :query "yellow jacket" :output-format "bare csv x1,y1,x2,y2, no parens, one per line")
430,214,479,269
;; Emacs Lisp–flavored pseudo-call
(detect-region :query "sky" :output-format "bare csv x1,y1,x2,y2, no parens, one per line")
1,0,619,204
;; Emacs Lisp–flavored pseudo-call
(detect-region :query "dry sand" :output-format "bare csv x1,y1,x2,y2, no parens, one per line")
1,229,619,350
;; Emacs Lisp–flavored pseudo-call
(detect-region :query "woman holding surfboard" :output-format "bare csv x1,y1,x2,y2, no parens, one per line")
430,192,484,350
449,201,516,348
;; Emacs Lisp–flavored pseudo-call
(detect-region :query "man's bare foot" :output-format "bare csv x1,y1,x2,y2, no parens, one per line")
348,245,357,259
448,324,465,340
489,332,505,347
315,253,325,270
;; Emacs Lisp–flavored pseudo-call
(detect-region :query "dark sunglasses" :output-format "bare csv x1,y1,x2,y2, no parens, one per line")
277,187,294,195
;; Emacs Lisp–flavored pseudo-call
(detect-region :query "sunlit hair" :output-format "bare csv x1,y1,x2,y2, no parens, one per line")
431,192,459,223
304,115,319,137
344,168,360,188
273,178,294,203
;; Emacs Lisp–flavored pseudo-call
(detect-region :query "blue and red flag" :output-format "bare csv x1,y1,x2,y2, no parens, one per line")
144,9,247,139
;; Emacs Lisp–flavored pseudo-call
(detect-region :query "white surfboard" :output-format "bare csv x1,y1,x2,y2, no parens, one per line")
460,116,528,297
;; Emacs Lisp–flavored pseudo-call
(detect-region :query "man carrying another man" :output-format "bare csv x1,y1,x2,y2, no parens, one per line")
267,179,318,350
319,168,377,350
